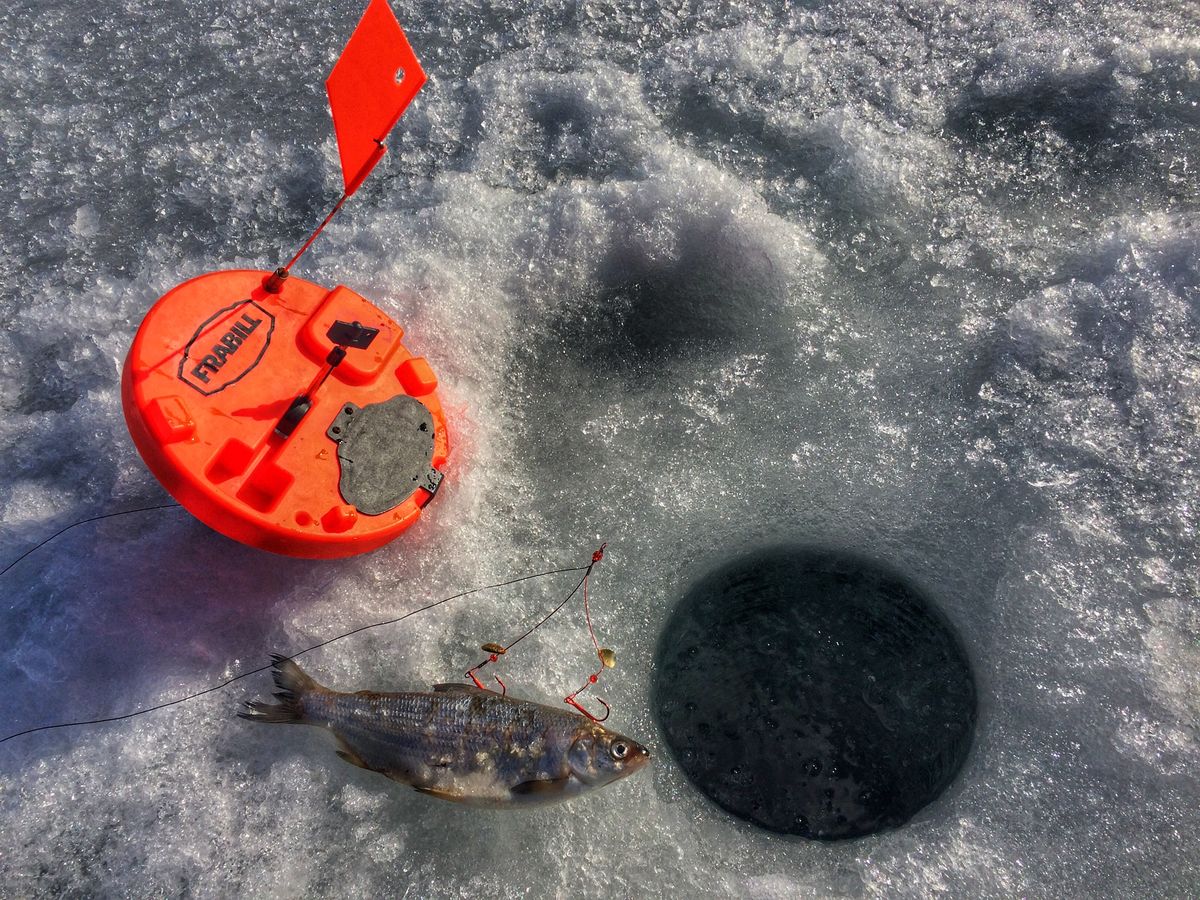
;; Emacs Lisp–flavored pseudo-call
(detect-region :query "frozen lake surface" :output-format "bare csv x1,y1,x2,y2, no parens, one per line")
1,0,1198,896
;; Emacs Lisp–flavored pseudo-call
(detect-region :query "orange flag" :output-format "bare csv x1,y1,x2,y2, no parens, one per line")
325,0,426,196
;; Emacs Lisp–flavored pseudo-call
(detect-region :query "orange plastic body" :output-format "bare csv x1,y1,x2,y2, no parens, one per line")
122,270,449,558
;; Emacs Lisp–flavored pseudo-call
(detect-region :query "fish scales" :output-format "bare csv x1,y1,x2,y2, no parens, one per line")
240,656,650,807
311,692,572,775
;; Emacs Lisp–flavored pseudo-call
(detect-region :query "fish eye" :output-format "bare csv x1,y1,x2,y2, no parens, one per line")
611,742,629,760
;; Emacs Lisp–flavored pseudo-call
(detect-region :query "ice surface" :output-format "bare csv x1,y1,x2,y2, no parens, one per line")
1,0,1198,896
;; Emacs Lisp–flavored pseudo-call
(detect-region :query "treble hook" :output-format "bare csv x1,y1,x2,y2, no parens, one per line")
565,691,611,722
466,643,509,694
466,668,507,696
565,669,611,722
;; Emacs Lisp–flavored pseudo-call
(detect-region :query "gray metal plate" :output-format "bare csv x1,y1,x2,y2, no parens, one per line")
326,395,442,516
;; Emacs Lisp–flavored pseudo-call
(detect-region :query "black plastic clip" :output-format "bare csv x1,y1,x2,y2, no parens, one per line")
273,320,380,438
326,320,379,349
275,397,311,438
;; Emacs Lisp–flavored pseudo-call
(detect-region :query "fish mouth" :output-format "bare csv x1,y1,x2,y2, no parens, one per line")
626,744,652,773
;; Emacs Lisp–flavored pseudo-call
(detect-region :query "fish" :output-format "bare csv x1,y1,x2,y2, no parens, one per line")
238,655,651,807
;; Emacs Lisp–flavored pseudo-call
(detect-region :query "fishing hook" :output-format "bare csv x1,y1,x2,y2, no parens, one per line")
466,643,509,694
466,665,507,696
564,690,611,723
565,671,611,722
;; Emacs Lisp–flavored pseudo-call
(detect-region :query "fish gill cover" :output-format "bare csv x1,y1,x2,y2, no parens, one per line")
1,0,1199,897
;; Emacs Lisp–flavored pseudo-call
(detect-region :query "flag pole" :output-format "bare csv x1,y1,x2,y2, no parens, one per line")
261,0,425,294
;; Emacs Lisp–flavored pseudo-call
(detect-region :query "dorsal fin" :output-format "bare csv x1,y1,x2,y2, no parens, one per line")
432,682,491,695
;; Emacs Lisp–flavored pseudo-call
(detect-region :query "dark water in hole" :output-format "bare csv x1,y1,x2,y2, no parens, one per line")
654,546,977,840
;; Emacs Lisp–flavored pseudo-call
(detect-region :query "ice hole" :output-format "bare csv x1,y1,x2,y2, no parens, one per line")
653,546,977,839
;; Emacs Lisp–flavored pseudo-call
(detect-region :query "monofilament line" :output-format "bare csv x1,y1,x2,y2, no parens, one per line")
0,503,184,580
0,564,590,745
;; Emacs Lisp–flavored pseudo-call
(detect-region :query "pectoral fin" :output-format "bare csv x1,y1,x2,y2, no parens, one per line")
336,749,369,769
511,777,570,797
414,785,466,802
334,736,371,771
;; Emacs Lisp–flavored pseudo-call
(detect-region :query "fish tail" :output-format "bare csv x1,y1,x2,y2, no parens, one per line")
238,654,325,725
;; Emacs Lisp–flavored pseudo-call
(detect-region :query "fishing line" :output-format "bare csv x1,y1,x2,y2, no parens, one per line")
562,547,615,721
0,502,185,580
464,545,614,720
0,562,593,746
